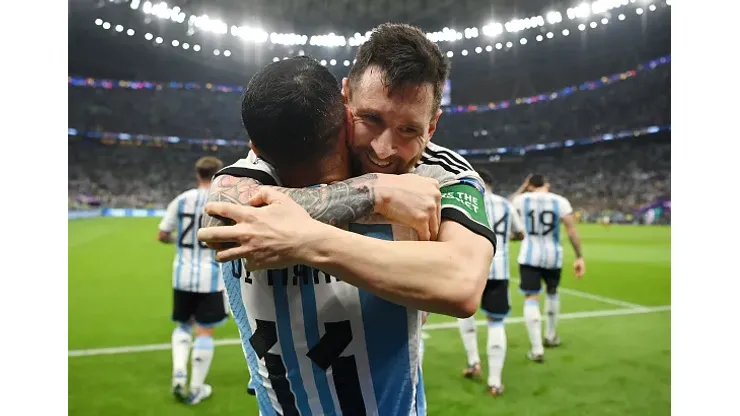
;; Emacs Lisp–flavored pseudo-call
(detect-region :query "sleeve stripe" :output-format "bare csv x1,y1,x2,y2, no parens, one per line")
442,207,497,254
214,167,278,186
422,149,470,174
425,143,475,171
418,157,464,175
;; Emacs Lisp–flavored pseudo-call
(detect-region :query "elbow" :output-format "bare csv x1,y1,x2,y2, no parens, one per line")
445,263,488,319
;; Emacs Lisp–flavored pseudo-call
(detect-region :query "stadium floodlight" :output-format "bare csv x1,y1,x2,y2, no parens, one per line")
329,59,337,66
546,11,563,24
193,44,201,51
320,59,327,66
155,36,163,44
343,60,350,66
273,57,280,62
461,49,468,56
636,8,644,14
602,18,609,24
182,43,189,49
127,29,135,36
649,4,656,11
618,13,626,20
142,1,153,13
562,29,570,36
590,21,598,28
95,18,103,26
130,0,141,10
145,33,153,40
115,25,124,32
519,38,527,45
213,49,220,55
475,46,483,53
223,50,231,57
481,22,504,37
505,41,513,48
102,22,111,29
172,40,179,46
578,23,586,31
546,31,554,38
536,35,543,41
566,3,591,20
446,51,453,57
495,42,503,49
485,45,492,52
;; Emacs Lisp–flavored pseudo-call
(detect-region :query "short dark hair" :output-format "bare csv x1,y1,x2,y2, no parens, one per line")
477,169,493,187
348,23,450,113
529,174,546,188
241,56,344,169
195,156,223,181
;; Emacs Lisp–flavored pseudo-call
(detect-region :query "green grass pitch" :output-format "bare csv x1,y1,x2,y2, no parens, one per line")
69,218,670,416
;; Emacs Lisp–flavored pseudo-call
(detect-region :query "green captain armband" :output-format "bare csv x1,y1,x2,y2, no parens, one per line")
440,183,497,251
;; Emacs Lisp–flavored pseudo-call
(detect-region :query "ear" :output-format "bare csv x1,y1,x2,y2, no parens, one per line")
341,77,349,104
426,108,443,141
344,106,355,146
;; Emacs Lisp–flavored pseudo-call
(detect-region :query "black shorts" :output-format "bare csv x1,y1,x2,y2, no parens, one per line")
519,265,562,295
172,289,228,327
480,279,510,319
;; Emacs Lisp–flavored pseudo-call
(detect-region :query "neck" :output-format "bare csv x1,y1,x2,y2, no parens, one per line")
279,153,351,188
532,187,547,193
197,181,210,190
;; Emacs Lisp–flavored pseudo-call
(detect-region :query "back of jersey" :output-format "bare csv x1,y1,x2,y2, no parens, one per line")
512,191,573,270
159,188,222,293
485,193,524,280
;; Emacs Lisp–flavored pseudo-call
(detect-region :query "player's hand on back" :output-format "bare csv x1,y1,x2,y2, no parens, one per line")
573,258,586,279
197,188,326,269
374,173,442,241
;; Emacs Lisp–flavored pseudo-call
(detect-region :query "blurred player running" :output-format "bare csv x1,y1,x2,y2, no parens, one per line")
157,156,227,405
457,170,524,397
511,174,585,362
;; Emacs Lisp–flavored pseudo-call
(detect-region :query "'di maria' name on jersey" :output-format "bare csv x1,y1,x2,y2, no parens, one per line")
229,259,341,286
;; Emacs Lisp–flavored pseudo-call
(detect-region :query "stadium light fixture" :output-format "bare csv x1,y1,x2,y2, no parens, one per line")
461,49,468,56
618,13,626,20
649,4,657,11
546,32,554,38
127,29,135,36
446,51,453,57
145,33,153,40
320,59,327,65
536,35,543,41
115,25,124,32
590,21,598,28
130,0,141,10
495,42,503,49
481,22,504,37
546,11,563,24
273,57,280,62
636,8,644,14
102,22,111,29
562,29,570,36
475,46,483,53
601,18,609,24
343,60,350,66
95,18,103,26
155,37,163,44
329,59,337,66
193,45,201,51
172,40,179,46
182,43,190,49
223,50,231,57
578,23,586,31
519,38,527,45
505,41,513,48
214,49,220,55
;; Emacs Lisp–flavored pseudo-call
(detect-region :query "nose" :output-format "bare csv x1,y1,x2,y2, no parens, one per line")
370,130,396,159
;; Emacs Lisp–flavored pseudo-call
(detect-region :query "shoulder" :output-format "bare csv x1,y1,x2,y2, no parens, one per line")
215,150,280,186
418,143,483,191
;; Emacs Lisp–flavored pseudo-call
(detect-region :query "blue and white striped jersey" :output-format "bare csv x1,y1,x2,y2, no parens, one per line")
484,192,525,280
512,191,573,270
159,188,223,293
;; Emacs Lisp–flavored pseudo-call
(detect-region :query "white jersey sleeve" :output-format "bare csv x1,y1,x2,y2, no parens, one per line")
558,196,574,217
159,196,180,232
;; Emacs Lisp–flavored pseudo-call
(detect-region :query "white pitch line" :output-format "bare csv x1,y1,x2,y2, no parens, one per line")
510,278,648,310
68,305,669,358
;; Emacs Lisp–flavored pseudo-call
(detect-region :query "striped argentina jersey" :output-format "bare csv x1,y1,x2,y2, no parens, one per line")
512,191,574,270
214,153,493,416
159,188,223,293
485,193,525,280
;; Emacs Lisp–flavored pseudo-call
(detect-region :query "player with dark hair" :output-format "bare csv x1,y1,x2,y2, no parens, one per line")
456,169,524,397
512,174,585,362
198,23,496,415
157,156,227,405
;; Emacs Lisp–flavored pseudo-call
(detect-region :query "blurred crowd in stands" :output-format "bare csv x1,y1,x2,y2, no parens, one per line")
68,59,670,220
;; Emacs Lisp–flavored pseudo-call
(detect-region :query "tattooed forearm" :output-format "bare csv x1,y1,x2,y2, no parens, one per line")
202,174,379,227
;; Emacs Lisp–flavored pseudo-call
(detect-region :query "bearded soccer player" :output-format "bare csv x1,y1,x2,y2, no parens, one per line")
198,24,495,415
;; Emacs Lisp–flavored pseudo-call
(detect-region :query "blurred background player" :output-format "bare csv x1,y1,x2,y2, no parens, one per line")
157,156,227,405
457,169,524,397
512,174,585,362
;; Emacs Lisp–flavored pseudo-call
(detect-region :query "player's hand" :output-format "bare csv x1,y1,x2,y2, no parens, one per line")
197,189,326,268
573,258,586,279
374,173,442,241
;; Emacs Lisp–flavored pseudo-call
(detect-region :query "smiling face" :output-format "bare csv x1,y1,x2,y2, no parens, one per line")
343,67,442,175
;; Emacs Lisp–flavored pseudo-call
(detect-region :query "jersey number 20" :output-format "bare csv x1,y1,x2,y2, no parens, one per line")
177,213,209,249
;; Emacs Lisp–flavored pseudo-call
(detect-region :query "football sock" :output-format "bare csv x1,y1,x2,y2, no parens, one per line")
171,324,192,382
545,293,560,340
190,336,215,391
524,298,544,355
486,319,507,388
457,316,480,366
